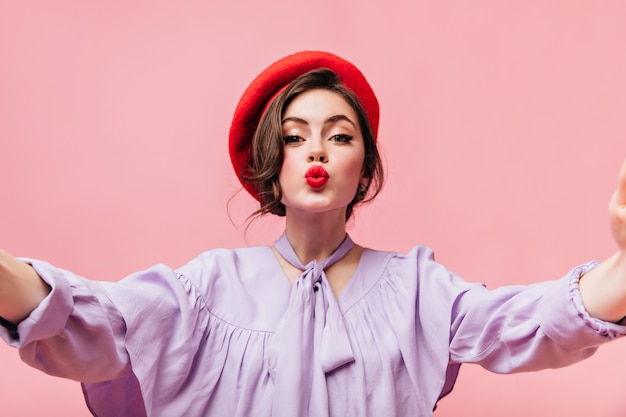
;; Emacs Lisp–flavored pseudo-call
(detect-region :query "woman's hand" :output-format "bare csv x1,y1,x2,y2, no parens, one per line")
609,159,626,253
0,250,51,324
579,159,626,323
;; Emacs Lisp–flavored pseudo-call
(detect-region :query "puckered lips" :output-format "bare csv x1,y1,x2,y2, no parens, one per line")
305,165,329,189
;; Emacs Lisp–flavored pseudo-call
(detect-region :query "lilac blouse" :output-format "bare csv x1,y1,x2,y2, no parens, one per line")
2,235,625,417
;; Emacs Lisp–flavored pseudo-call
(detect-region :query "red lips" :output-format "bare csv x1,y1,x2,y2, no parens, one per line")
305,165,329,189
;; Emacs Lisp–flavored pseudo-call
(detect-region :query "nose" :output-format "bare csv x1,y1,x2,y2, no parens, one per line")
307,142,327,163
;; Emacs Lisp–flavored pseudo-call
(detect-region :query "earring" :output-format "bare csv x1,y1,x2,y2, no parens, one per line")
356,183,368,201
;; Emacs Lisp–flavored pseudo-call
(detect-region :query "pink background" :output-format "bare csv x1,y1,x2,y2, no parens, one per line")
1,1,625,415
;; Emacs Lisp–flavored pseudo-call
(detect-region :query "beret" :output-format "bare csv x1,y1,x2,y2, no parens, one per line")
228,50,379,200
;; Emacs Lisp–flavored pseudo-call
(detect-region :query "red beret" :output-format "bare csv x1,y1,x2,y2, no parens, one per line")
228,50,379,200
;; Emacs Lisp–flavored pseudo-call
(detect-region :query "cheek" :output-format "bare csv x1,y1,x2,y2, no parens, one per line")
278,153,298,188
339,152,366,181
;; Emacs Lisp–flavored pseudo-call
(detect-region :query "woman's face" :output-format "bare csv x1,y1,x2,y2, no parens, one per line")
279,88,367,217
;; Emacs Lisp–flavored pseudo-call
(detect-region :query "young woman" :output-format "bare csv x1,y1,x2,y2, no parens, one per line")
1,51,625,417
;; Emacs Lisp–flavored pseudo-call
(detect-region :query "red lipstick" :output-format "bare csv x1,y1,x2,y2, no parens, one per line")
305,165,329,189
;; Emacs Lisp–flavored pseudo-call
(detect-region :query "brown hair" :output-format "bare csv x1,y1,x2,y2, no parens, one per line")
242,68,384,220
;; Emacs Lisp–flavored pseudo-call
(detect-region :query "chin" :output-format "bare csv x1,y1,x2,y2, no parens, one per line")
285,202,348,217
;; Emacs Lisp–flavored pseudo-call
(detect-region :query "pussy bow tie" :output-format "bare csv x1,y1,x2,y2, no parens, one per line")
269,233,356,416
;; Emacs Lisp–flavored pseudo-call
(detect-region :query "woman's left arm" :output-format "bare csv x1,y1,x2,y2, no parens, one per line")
579,159,626,322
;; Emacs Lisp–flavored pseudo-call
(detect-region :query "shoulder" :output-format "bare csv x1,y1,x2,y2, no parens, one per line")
176,245,273,278
174,245,289,302
361,244,442,280
359,244,477,299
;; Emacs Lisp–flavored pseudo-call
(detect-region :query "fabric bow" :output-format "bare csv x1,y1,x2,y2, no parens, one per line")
268,233,356,417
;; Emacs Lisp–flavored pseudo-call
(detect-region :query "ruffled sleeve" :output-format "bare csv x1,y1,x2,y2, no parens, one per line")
0,258,131,383
0,258,211,417
447,260,626,373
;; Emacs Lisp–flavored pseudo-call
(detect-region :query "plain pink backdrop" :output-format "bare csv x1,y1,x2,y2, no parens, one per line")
1,1,626,416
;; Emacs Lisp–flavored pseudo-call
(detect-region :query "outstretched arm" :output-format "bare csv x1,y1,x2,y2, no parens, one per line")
0,250,51,324
579,159,626,322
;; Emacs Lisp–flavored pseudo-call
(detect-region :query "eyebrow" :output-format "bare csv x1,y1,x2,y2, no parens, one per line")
281,114,357,128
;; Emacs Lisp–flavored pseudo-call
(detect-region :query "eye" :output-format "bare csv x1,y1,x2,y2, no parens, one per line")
283,135,303,144
330,134,353,143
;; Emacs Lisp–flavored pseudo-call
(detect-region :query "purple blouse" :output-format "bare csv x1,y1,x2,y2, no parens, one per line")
2,235,625,417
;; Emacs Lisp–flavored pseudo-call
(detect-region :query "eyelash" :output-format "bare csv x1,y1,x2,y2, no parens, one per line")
283,135,302,144
331,134,353,143
282,134,353,144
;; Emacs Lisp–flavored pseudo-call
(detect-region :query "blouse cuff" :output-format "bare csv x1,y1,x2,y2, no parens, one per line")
0,258,74,348
540,261,626,350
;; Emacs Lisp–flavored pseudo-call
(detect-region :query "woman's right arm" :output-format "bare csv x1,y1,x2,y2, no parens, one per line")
0,249,51,324
1,248,208,388
0,251,132,383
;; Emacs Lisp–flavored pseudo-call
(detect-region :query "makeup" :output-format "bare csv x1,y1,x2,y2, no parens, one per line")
305,166,329,189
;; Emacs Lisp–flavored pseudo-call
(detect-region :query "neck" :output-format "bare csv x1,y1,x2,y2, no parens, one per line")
284,208,348,265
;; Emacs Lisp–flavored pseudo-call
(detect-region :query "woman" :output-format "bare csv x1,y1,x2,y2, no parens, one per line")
1,51,625,417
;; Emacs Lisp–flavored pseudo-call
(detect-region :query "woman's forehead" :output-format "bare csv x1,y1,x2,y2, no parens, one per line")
283,89,359,123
